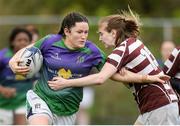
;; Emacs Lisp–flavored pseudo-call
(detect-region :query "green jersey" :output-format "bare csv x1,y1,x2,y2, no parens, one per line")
33,34,106,115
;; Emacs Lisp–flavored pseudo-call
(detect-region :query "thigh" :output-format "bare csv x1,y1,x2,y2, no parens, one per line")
0,109,13,125
14,105,26,124
26,90,53,124
28,113,51,125
54,113,77,125
14,114,26,125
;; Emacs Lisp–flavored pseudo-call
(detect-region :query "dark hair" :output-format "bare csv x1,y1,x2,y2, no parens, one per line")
9,27,32,49
58,12,88,37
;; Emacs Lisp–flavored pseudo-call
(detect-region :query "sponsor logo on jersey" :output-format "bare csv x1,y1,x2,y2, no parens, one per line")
47,67,83,79
58,68,72,79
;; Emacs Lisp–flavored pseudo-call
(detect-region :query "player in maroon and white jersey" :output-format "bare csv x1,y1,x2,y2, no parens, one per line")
47,11,179,125
163,47,180,93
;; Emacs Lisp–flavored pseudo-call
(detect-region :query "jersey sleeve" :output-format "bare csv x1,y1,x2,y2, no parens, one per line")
88,42,106,71
106,42,127,70
163,47,180,77
33,34,62,55
93,48,106,71
34,35,51,50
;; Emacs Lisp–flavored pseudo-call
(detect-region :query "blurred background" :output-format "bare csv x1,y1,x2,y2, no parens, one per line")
0,0,180,124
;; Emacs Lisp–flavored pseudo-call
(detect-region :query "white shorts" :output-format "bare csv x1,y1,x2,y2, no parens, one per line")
135,102,180,125
26,90,76,125
0,109,13,125
0,105,26,125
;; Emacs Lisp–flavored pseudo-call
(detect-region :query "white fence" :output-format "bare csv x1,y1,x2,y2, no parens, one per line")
0,15,180,41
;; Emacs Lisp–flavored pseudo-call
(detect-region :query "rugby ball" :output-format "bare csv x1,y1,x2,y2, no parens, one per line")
20,46,43,78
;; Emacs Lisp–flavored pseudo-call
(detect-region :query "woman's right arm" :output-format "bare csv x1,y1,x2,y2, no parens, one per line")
9,43,34,75
48,62,117,90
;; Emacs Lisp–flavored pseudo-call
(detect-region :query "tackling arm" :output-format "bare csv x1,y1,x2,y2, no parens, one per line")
48,62,117,90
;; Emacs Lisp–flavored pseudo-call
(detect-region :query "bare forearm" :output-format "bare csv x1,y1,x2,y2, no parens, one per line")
66,64,117,87
48,63,118,90
66,73,106,87
111,69,168,84
111,72,146,83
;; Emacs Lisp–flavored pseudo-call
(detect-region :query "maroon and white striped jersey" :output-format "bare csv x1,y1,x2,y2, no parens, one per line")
107,38,178,114
164,47,180,79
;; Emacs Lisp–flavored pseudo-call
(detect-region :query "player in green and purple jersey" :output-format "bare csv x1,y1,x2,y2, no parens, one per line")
0,27,33,125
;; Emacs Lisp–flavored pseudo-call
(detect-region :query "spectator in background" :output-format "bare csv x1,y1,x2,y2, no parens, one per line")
0,27,33,125
157,41,175,68
25,24,39,43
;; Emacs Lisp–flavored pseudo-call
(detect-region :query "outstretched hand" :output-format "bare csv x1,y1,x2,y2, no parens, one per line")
145,74,170,84
48,76,68,90
117,68,170,84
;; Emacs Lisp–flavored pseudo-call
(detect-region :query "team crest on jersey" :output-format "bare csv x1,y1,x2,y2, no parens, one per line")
76,56,85,64
58,68,72,79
